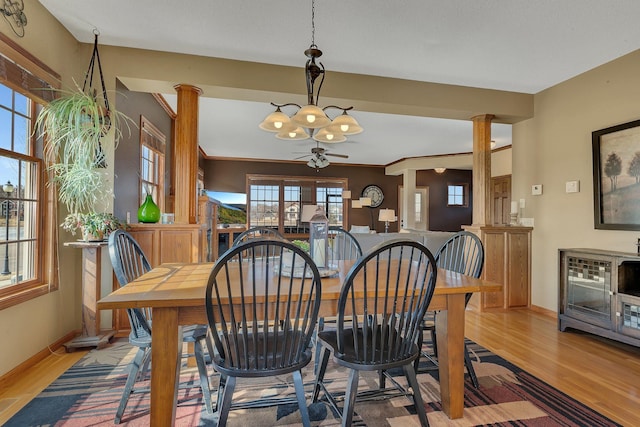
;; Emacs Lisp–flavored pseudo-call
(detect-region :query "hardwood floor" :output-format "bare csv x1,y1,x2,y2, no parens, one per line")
1,309,639,425
465,309,640,426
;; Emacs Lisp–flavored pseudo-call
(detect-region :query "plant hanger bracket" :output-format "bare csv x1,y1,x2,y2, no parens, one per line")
82,30,110,112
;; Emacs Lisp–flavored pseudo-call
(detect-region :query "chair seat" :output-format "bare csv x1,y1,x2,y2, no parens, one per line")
318,327,419,371
213,330,312,377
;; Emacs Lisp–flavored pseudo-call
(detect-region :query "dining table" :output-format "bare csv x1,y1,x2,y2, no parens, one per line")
97,260,502,426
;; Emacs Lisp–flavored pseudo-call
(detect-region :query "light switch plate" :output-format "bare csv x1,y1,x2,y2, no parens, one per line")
566,180,580,193
520,217,534,227
532,184,543,195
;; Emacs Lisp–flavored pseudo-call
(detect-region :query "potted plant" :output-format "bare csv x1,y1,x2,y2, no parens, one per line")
35,82,134,214
61,212,128,241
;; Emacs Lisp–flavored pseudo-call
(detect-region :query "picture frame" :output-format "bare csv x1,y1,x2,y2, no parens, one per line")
592,118,640,230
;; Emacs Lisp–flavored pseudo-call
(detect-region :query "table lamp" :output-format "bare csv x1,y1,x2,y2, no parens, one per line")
378,208,396,233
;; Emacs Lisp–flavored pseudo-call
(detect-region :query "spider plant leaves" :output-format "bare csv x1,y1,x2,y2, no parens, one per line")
35,84,135,213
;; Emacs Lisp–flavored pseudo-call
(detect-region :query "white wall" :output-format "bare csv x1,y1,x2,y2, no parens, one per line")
513,49,640,311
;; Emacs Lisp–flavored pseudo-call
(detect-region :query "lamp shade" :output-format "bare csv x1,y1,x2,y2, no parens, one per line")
359,197,372,207
378,208,396,222
301,204,319,222
276,126,309,140
258,108,291,132
292,104,331,129
327,112,363,135
312,127,346,143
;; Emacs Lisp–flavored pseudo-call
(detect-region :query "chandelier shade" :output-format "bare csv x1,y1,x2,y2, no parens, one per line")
258,0,362,151
259,107,291,132
276,125,309,140
327,111,363,135
313,127,346,143
292,104,331,128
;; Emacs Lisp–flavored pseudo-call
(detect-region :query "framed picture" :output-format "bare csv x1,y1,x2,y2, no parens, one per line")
593,119,640,230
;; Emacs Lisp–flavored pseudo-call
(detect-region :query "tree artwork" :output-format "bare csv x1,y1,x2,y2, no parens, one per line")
628,152,640,184
604,152,622,191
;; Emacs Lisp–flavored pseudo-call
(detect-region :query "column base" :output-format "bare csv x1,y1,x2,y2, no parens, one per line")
63,330,115,352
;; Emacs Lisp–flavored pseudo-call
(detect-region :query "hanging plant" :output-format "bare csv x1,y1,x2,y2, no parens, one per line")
34,31,134,214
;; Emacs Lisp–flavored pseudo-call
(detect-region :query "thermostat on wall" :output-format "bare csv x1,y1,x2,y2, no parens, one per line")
532,184,543,195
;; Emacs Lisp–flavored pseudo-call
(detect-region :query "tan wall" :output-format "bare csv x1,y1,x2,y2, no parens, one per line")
0,4,84,377
512,49,640,311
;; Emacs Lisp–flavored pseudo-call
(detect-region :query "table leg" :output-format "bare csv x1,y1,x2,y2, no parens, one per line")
435,292,465,419
151,307,182,427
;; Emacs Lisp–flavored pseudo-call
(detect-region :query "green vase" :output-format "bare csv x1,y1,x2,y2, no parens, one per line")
137,194,161,223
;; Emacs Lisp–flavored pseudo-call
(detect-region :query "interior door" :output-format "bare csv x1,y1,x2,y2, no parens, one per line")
398,186,429,230
491,175,512,225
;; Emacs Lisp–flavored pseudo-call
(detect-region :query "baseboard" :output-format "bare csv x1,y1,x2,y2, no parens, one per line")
530,304,557,318
0,329,79,390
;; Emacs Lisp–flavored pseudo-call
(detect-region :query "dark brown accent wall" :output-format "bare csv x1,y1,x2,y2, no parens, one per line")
416,169,473,231
114,80,174,222
203,159,473,233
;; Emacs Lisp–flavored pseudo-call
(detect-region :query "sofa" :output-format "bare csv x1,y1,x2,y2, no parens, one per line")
348,226,456,256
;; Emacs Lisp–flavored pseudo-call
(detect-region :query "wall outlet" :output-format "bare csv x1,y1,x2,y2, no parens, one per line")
531,184,543,196
520,217,534,227
566,180,580,193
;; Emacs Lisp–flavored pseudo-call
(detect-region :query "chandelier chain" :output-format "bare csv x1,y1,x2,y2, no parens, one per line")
310,0,315,47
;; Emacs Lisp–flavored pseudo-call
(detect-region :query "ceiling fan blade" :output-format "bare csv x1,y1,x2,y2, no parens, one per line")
293,154,312,160
325,152,349,159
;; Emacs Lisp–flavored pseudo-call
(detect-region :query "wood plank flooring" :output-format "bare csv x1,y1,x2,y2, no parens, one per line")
1,309,639,425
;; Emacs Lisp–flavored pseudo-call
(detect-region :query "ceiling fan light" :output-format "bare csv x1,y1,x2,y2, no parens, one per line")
292,104,331,128
276,126,309,140
258,108,291,132
434,167,446,174
313,127,346,143
327,112,363,135
307,158,316,168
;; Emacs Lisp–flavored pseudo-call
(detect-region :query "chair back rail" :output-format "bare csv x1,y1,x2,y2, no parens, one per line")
206,240,322,375
108,230,153,339
337,240,437,365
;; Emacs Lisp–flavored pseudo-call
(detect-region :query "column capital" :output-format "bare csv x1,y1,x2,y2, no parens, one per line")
173,84,203,95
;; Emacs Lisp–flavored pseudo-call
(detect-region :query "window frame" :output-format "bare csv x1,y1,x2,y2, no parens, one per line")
139,116,166,211
246,174,348,237
0,34,60,310
447,183,469,207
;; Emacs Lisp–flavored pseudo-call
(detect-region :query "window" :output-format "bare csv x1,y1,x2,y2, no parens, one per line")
139,116,165,209
247,175,347,235
447,184,468,207
0,36,60,309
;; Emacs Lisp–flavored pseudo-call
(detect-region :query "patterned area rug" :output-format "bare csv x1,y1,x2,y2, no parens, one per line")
6,338,620,426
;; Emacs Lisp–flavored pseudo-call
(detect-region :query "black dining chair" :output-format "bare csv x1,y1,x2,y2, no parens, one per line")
327,226,363,268
205,239,322,426
312,239,437,427
417,230,484,388
314,226,363,370
231,226,286,246
108,230,214,423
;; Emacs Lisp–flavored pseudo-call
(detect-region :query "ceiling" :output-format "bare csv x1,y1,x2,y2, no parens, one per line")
39,0,640,166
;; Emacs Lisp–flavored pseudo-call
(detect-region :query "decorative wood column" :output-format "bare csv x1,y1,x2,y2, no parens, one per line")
471,114,494,226
173,84,202,224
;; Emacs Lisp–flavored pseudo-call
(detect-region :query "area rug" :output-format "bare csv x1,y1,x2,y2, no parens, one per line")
6,338,620,426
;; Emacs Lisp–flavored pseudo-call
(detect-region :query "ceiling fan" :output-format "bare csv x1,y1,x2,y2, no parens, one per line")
294,144,348,170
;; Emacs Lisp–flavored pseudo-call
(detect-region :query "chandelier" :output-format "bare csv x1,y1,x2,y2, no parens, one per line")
259,0,362,144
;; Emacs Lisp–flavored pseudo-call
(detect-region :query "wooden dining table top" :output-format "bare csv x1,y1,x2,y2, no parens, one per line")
98,260,502,312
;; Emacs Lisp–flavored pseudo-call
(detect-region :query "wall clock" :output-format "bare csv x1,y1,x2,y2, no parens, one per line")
361,185,384,208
